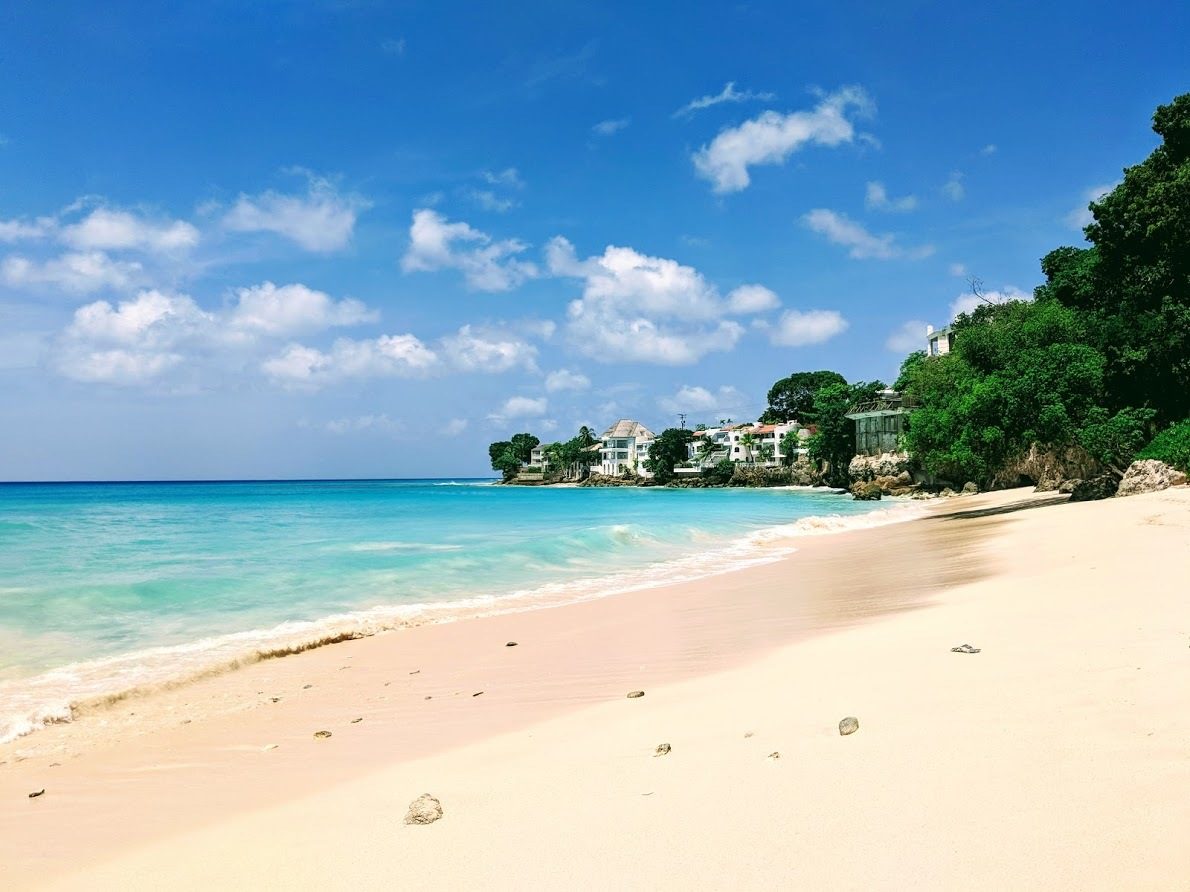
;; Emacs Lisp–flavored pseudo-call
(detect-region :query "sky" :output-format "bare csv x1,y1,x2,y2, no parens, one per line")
1,1,1186,480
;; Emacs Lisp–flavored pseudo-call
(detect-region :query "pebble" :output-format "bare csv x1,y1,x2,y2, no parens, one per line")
505,641,518,647
743,731,754,738
768,751,780,760
654,743,671,756
472,691,484,697
951,644,982,654
303,684,313,690
28,789,45,798
350,717,363,724
839,716,860,736
313,730,332,739
626,690,645,699
404,793,444,825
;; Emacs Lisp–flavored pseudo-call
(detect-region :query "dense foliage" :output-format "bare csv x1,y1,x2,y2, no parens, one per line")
488,433,540,481
644,427,694,483
1137,420,1190,472
898,93,1189,485
759,370,847,424
805,380,884,486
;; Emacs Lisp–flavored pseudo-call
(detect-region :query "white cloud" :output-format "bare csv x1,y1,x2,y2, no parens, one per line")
770,309,849,346
948,262,967,277
544,368,590,392
592,118,630,136
380,37,406,55
61,208,199,253
1064,182,1118,230
949,285,1031,319
726,284,780,314
942,171,965,201
657,384,749,418
262,333,439,386
224,174,365,252
547,236,748,364
444,418,469,436
802,209,933,261
439,324,538,373
673,81,777,118
865,181,917,213
2,251,143,293
401,209,538,291
228,281,376,337
481,168,524,189
0,217,55,243
692,86,873,193
980,144,997,155
489,395,548,422
885,320,929,353
466,189,517,213
57,290,214,384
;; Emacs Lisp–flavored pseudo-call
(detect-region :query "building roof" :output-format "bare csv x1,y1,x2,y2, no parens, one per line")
600,419,657,441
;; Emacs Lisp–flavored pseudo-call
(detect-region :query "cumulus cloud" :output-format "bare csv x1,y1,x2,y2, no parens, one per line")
439,324,538,373
547,236,751,364
942,171,965,201
224,174,366,252
61,208,199,253
1065,182,1118,230
770,309,849,347
802,209,933,261
57,290,214,383
401,209,538,291
0,217,55,243
657,384,749,419
262,334,438,386
489,395,548,422
949,285,1031,319
864,181,917,213
592,118,630,136
2,251,144,293
885,320,929,353
726,284,780,314
228,281,376,337
692,86,873,193
980,144,997,155
544,368,591,392
673,81,776,118
465,189,517,213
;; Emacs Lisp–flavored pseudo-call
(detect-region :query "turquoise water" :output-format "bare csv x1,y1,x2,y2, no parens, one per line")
0,479,905,741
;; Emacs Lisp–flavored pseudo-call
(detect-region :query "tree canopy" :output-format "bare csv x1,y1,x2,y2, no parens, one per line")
759,370,847,424
643,427,694,484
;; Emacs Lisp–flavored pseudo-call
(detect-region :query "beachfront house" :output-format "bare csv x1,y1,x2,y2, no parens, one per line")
926,323,954,357
528,445,546,468
680,421,809,473
598,419,657,477
844,389,914,456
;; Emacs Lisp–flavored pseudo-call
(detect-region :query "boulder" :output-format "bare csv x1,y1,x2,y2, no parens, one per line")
939,487,957,498
850,481,883,501
1058,479,1078,494
961,482,979,495
404,793,443,825
1115,460,1188,498
1069,474,1118,502
848,452,911,483
838,716,860,736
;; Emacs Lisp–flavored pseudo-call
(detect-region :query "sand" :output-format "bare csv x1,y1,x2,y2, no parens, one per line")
2,486,1188,890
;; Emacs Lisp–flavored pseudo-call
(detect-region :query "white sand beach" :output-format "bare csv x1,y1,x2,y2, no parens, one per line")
2,486,1188,890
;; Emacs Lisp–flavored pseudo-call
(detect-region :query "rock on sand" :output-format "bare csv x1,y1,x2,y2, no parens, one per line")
405,793,444,825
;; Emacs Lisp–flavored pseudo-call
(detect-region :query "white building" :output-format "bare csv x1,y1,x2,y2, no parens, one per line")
926,323,953,356
684,420,809,471
528,445,546,468
598,419,656,477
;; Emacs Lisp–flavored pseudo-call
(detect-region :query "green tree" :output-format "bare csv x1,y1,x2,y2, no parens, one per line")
760,370,847,423
488,433,540,482
508,433,540,464
644,428,694,484
806,380,885,486
738,430,758,463
779,430,802,466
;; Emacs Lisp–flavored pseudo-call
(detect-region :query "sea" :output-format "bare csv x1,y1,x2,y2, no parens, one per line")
0,478,915,743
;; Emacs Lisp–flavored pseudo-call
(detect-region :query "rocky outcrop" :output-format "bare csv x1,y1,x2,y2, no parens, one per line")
1068,474,1119,502
962,482,979,495
580,473,644,487
848,452,911,482
991,443,1103,491
850,481,883,501
1115,460,1188,497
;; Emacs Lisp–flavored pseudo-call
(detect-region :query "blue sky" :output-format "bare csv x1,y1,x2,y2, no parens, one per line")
1,1,1186,480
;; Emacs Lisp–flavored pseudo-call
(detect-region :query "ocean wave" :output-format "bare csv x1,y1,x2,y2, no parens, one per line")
0,500,923,746
344,542,465,553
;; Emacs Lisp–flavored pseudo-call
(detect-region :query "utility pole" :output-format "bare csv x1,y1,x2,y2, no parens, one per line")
677,413,687,429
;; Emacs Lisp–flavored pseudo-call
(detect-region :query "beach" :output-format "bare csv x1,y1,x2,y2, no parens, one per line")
2,485,1188,889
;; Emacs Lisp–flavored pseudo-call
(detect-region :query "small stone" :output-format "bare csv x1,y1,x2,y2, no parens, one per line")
767,751,780,759
404,793,443,825
951,644,981,654
409,670,420,675
350,717,363,723
505,641,518,647
839,716,859,736
626,690,645,699
654,743,671,756
424,695,432,700
303,684,313,690
270,697,281,703
313,730,332,739
743,731,754,738
28,789,45,798
472,691,483,697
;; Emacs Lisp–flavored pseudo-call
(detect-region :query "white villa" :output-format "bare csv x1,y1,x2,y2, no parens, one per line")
598,419,657,478
681,420,809,474
926,323,954,356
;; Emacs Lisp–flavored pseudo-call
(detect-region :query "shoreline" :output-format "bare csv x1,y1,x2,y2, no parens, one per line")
3,487,1188,888
0,494,921,747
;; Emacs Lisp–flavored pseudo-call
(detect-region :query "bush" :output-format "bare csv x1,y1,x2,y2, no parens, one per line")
701,459,736,486
1137,420,1190,471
